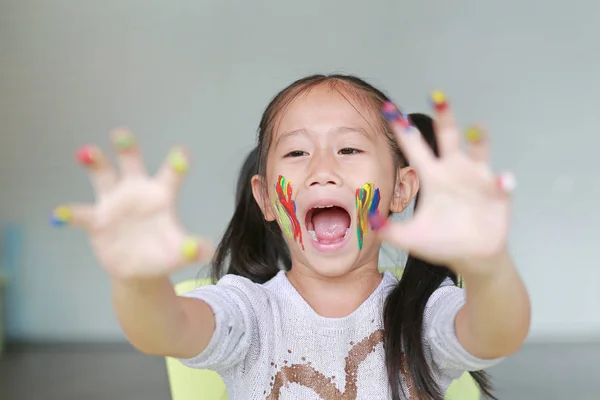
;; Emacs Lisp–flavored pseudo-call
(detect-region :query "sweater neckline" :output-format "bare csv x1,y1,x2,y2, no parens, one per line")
271,269,397,328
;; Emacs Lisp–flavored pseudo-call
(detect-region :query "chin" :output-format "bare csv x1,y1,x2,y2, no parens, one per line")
305,251,361,278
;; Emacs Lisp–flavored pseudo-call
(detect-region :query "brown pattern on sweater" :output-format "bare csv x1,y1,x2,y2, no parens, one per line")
266,329,418,399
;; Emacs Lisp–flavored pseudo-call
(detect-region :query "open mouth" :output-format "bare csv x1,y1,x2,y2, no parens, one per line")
305,205,352,245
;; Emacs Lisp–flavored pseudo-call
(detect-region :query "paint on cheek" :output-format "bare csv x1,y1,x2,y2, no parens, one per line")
355,182,381,250
273,175,304,250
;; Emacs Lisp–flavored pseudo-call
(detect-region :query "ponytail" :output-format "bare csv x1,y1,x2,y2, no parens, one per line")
211,147,291,284
383,113,495,399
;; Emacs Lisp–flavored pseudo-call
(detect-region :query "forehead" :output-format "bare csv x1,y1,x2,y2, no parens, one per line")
274,84,381,137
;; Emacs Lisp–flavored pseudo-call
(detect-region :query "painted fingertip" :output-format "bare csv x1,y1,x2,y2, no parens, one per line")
49,206,71,227
465,126,483,143
430,90,449,112
181,236,201,262
497,171,517,193
76,145,100,167
381,102,411,131
112,129,136,151
169,147,189,174
368,213,388,231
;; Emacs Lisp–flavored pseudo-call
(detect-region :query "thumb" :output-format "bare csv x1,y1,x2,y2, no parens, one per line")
369,214,421,252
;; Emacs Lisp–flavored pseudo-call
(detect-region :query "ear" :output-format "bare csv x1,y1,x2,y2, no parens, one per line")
389,166,419,213
251,174,277,221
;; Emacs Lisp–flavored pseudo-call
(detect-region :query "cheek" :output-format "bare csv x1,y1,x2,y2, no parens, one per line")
354,182,382,250
271,174,305,250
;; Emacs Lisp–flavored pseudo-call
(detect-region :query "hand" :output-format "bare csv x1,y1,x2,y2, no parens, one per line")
376,93,515,273
50,128,212,280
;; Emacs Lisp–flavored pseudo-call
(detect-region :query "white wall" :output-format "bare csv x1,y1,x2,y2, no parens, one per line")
1,0,598,342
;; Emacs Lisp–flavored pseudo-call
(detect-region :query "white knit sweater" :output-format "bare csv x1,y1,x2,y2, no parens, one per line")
178,270,503,399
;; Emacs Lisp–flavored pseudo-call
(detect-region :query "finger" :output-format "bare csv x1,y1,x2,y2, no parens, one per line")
76,145,118,196
49,204,95,229
464,125,490,164
110,128,147,177
368,214,423,253
179,235,214,265
382,102,435,170
155,147,190,191
430,90,462,157
496,171,517,194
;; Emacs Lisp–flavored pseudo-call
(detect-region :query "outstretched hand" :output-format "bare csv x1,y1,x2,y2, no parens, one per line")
50,129,212,280
375,93,515,272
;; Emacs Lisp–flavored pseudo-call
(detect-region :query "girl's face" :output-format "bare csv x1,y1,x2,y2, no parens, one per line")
252,84,416,277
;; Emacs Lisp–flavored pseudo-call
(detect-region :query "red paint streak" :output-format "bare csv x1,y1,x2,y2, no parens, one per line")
276,176,304,250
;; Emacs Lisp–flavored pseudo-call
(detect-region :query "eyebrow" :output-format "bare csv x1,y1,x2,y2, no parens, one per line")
275,126,372,147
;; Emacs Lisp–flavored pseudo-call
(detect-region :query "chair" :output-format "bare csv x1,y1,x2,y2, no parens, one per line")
165,270,480,400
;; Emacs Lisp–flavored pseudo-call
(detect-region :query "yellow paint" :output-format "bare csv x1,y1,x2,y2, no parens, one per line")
356,182,380,250
430,89,446,106
181,237,199,261
53,206,72,222
464,126,482,143
169,148,189,174
273,200,294,240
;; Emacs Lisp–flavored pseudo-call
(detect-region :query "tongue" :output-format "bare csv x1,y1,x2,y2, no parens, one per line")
312,208,350,241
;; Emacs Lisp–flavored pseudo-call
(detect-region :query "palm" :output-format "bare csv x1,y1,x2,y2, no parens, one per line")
52,129,211,280
380,98,514,268
91,179,184,278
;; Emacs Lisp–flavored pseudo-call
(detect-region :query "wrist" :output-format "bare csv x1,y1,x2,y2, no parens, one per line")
449,248,514,280
111,276,173,293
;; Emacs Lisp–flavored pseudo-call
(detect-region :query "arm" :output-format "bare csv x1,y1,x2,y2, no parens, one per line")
112,277,215,358
454,250,531,359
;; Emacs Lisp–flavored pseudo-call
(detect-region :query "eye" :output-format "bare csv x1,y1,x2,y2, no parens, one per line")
284,150,308,158
339,148,362,155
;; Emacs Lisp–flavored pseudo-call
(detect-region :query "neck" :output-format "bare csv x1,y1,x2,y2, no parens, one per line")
286,260,383,318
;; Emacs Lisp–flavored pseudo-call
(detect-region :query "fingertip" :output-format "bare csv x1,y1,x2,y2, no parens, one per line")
381,101,411,131
168,147,190,174
430,90,449,112
368,213,388,231
49,205,71,227
76,145,101,167
497,171,517,193
465,125,486,143
110,128,136,152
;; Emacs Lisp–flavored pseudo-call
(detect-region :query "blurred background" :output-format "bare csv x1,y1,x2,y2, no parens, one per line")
0,0,599,399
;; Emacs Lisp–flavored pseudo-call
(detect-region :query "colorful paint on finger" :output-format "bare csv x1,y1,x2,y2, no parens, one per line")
381,102,410,130
465,126,483,143
76,145,100,167
112,130,136,151
430,90,448,112
50,206,71,227
169,147,189,174
273,175,304,250
355,182,381,250
181,236,200,261
497,171,517,193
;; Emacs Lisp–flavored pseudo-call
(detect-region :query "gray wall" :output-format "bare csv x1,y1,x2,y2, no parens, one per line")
1,0,598,342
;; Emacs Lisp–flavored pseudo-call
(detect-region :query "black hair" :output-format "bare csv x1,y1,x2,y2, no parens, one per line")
211,75,495,399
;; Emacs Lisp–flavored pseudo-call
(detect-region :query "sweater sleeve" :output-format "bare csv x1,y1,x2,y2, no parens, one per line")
175,275,261,372
423,279,505,378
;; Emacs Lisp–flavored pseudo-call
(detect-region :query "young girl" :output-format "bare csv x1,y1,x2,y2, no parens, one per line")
52,74,531,399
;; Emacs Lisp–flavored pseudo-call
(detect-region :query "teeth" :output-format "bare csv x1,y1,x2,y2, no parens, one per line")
315,205,334,209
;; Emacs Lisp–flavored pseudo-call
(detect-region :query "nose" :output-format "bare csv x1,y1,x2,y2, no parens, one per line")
304,150,342,188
